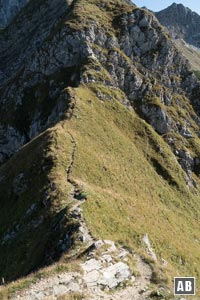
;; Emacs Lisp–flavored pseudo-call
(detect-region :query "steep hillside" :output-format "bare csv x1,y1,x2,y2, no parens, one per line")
174,39,200,73
0,0,200,298
156,3,200,48
0,120,78,281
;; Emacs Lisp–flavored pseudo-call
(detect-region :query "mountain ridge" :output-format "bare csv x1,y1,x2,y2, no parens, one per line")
156,2,200,48
1,0,200,298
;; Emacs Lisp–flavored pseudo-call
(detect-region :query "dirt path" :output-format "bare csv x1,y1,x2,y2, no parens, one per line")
67,130,94,245
66,132,76,180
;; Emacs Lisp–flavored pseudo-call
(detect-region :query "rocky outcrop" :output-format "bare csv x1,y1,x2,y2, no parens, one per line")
141,105,171,134
13,240,152,300
177,149,196,187
82,247,132,290
142,234,157,262
13,240,132,298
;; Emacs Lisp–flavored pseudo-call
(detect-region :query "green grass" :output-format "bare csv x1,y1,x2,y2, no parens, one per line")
57,292,86,300
0,259,82,299
0,126,75,281
65,0,134,31
194,70,200,80
61,84,200,292
174,39,200,72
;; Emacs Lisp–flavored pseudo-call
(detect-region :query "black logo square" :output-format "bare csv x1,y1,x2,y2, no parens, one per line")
174,277,195,295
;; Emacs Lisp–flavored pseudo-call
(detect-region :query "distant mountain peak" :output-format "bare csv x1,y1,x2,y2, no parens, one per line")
162,2,193,13
171,2,180,7
155,2,200,47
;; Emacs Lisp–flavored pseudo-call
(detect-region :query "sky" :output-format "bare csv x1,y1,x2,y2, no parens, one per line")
132,1,200,15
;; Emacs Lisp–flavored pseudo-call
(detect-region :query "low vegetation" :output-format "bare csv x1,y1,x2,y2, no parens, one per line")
0,259,82,299
194,70,200,80
63,84,200,290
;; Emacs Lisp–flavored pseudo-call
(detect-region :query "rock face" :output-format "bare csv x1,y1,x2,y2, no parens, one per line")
141,105,171,134
1,0,199,170
0,0,73,85
0,0,30,28
156,3,200,48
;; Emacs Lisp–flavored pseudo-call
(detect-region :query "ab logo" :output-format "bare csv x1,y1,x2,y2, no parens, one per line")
174,277,195,295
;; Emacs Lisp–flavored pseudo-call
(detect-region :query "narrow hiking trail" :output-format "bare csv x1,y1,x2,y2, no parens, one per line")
66,131,76,188
14,98,153,299
64,130,153,300
67,130,94,245
14,139,153,300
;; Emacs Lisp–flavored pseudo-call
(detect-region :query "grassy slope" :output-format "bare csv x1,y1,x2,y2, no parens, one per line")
0,125,75,281
174,39,200,74
64,83,200,289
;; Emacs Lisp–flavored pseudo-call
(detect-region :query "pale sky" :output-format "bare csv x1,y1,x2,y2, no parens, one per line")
132,1,200,15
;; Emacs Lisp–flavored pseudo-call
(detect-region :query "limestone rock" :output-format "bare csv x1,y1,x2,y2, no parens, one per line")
99,262,132,289
82,259,102,273
177,149,194,175
141,105,171,134
142,234,157,261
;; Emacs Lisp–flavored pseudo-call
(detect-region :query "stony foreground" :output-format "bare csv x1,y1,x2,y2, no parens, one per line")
14,240,153,300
